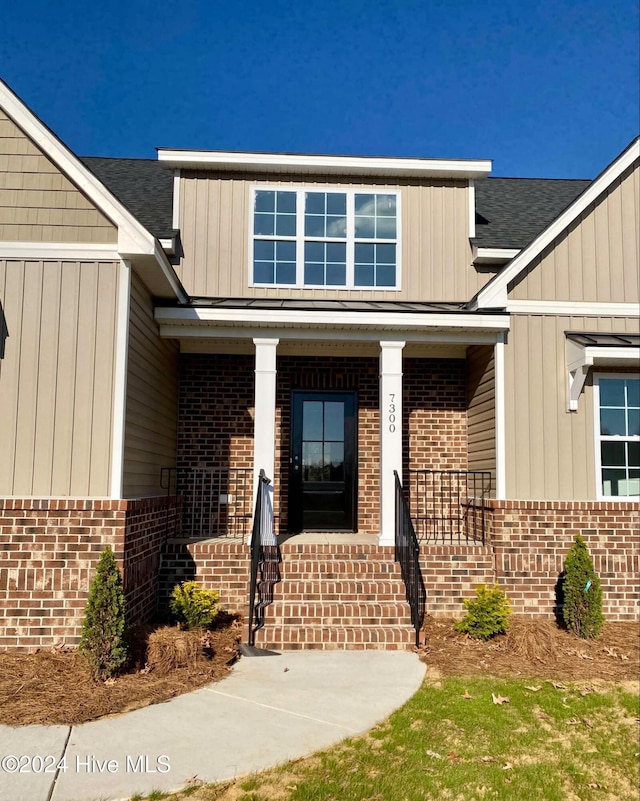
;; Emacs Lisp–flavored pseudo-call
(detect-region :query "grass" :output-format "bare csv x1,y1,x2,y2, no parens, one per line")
136,676,639,801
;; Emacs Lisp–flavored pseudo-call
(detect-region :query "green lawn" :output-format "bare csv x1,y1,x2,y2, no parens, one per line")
139,677,639,801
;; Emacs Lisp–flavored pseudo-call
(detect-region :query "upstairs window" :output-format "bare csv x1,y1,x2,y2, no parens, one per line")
594,374,639,498
251,187,400,289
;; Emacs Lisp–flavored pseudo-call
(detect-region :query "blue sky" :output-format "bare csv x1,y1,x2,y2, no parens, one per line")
1,0,638,177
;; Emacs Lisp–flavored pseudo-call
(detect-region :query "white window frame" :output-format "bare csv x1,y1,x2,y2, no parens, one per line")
593,372,640,500
248,186,402,290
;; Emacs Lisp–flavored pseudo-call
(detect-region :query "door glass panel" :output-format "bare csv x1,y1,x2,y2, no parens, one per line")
302,442,323,481
324,402,344,441
324,442,344,480
303,402,323,440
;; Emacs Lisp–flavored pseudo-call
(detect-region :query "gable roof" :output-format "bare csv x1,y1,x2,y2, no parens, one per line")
474,177,591,250
471,137,640,309
0,80,184,300
80,156,175,240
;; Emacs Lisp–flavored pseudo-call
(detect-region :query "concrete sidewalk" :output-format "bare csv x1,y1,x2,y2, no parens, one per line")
0,650,425,801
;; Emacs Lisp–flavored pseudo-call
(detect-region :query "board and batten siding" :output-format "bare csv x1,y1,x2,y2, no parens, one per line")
0,110,117,244
466,345,496,490
122,271,179,498
509,161,639,302
504,314,639,500
0,259,118,496
176,171,490,301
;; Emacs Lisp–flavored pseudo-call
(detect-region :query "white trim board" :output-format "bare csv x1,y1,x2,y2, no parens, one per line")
507,300,640,317
155,305,510,332
110,260,131,498
158,149,492,179
474,247,520,265
0,242,120,261
0,79,185,301
472,137,640,309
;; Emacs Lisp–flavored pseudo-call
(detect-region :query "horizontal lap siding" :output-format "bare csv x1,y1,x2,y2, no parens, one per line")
510,161,639,302
505,314,639,500
0,110,117,243
177,171,488,301
123,272,179,498
0,259,118,496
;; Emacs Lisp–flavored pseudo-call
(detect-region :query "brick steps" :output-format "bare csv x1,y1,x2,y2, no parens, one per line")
253,543,415,650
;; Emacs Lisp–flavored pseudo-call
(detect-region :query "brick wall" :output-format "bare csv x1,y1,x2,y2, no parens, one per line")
487,499,639,620
0,497,178,651
177,353,469,535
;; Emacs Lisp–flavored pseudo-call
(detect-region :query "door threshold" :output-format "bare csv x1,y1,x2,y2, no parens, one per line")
279,532,380,545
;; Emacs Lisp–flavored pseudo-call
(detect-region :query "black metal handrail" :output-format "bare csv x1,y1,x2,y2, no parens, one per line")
409,469,491,544
248,470,281,647
162,466,253,539
394,471,426,648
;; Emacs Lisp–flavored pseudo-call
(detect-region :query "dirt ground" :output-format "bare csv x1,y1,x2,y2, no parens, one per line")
0,615,243,727
0,616,637,728
420,616,639,684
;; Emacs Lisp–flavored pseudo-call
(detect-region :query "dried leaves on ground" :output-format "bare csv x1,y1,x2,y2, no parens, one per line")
0,615,242,727
420,616,639,683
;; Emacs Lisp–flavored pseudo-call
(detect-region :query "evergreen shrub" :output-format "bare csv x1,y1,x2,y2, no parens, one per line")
562,534,604,639
454,584,511,640
169,581,220,630
79,547,127,680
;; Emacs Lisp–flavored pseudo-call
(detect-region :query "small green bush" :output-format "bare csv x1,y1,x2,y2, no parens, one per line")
454,584,511,640
169,581,220,630
562,535,604,639
79,547,127,680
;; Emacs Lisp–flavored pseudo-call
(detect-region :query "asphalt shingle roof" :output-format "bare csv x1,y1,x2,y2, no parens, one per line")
80,156,175,239
474,176,591,250
79,155,594,251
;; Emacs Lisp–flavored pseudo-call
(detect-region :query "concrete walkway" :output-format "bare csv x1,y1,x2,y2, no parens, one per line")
0,650,425,801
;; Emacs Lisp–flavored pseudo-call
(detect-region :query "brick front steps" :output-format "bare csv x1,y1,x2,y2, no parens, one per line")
254,542,416,651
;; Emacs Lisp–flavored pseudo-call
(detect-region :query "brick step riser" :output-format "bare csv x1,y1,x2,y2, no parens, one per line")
255,625,416,650
266,602,410,617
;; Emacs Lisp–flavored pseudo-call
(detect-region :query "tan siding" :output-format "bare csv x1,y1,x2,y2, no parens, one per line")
466,345,496,489
504,314,639,500
0,110,117,243
510,161,640,302
176,172,490,301
122,271,179,498
0,259,117,496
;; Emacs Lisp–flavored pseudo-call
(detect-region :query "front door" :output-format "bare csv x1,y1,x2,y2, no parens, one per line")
289,391,357,532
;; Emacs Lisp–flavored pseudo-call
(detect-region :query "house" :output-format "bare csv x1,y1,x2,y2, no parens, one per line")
0,79,637,652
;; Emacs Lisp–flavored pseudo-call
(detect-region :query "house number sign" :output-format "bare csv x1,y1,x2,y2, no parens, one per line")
388,393,397,433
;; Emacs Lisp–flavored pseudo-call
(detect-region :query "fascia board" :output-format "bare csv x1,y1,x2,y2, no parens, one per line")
157,149,492,179
474,247,520,264
474,137,640,309
0,80,183,300
155,305,510,331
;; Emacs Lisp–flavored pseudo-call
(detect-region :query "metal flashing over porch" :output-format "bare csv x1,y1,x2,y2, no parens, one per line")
155,298,510,343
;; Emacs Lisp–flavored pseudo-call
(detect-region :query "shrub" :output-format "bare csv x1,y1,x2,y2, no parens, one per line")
79,547,127,680
169,581,220,630
562,535,604,639
454,584,511,640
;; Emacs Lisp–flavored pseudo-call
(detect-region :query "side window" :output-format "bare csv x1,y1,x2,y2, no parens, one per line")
595,375,640,498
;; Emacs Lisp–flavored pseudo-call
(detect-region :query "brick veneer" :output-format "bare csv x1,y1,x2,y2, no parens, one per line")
486,499,639,620
177,354,468,536
0,496,178,650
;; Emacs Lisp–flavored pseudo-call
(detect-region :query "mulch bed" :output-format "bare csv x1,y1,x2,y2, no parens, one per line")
419,616,639,683
0,614,243,727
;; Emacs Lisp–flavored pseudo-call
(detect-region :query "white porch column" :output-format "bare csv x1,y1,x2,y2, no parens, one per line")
379,340,405,545
253,338,279,490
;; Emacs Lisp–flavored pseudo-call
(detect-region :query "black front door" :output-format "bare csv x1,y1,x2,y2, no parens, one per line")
289,391,357,532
